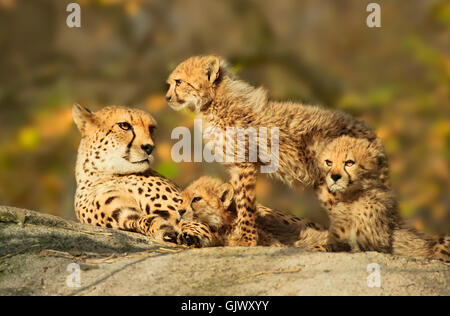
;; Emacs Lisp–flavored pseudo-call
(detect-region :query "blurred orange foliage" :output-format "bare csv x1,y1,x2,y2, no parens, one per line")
0,0,448,233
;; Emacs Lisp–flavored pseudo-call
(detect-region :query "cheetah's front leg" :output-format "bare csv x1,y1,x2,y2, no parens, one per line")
326,214,352,252
86,193,181,245
228,163,258,246
134,214,180,244
326,224,352,252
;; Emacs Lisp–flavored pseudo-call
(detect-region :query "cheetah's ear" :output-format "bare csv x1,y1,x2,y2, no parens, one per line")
367,138,385,158
205,56,221,84
72,103,96,135
218,183,234,209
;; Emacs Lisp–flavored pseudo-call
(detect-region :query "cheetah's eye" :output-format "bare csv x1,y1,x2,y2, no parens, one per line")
175,79,182,87
345,160,355,167
149,126,156,134
192,196,202,203
325,160,332,167
118,122,132,131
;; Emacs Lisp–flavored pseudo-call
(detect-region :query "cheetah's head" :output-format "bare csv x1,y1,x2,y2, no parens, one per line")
178,177,236,232
73,104,157,175
166,56,229,113
318,136,386,193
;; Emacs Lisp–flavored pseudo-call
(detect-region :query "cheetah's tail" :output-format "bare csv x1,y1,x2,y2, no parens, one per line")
430,235,450,262
392,226,450,262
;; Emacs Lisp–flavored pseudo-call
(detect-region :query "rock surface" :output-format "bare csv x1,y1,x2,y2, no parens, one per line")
0,206,448,296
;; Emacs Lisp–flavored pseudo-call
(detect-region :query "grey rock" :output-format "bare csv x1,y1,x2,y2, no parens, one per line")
0,206,448,296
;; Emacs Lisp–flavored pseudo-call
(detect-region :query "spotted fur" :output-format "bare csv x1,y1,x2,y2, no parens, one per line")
73,104,214,247
316,136,449,261
179,176,328,251
166,55,378,246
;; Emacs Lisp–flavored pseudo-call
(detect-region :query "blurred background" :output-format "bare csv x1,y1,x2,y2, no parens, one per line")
0,0,449,234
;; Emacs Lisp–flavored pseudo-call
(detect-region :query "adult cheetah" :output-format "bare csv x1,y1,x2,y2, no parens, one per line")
73,104,214,247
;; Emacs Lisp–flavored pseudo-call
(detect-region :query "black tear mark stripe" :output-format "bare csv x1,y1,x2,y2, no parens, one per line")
174,88,185,104
124,127,136,160
343,168,352,184
127,127,136,150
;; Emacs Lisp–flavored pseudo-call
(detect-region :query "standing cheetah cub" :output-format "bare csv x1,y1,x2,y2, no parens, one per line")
179,176,328,250
73,104,214,247
166,55,379,246
316,136,449,261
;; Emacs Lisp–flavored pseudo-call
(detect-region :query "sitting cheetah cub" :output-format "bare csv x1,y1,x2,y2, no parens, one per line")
166,55,380,246
72,104,214,247
179,176,328,250
316,136,449,261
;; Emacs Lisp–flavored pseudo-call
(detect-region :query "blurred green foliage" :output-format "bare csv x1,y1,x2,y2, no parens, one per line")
0,0,448,233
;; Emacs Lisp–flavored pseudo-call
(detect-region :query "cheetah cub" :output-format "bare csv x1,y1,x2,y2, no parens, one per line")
166,55,380,246
316,136,449,261
73,104,214,247
179,176,329,250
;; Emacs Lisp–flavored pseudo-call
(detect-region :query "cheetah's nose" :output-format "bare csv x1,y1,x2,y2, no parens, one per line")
141,144,154,155
331,174,342,182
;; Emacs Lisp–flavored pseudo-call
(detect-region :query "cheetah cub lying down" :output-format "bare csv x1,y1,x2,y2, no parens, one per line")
316,136,449,261
72,104,215,247
179,176,328,250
